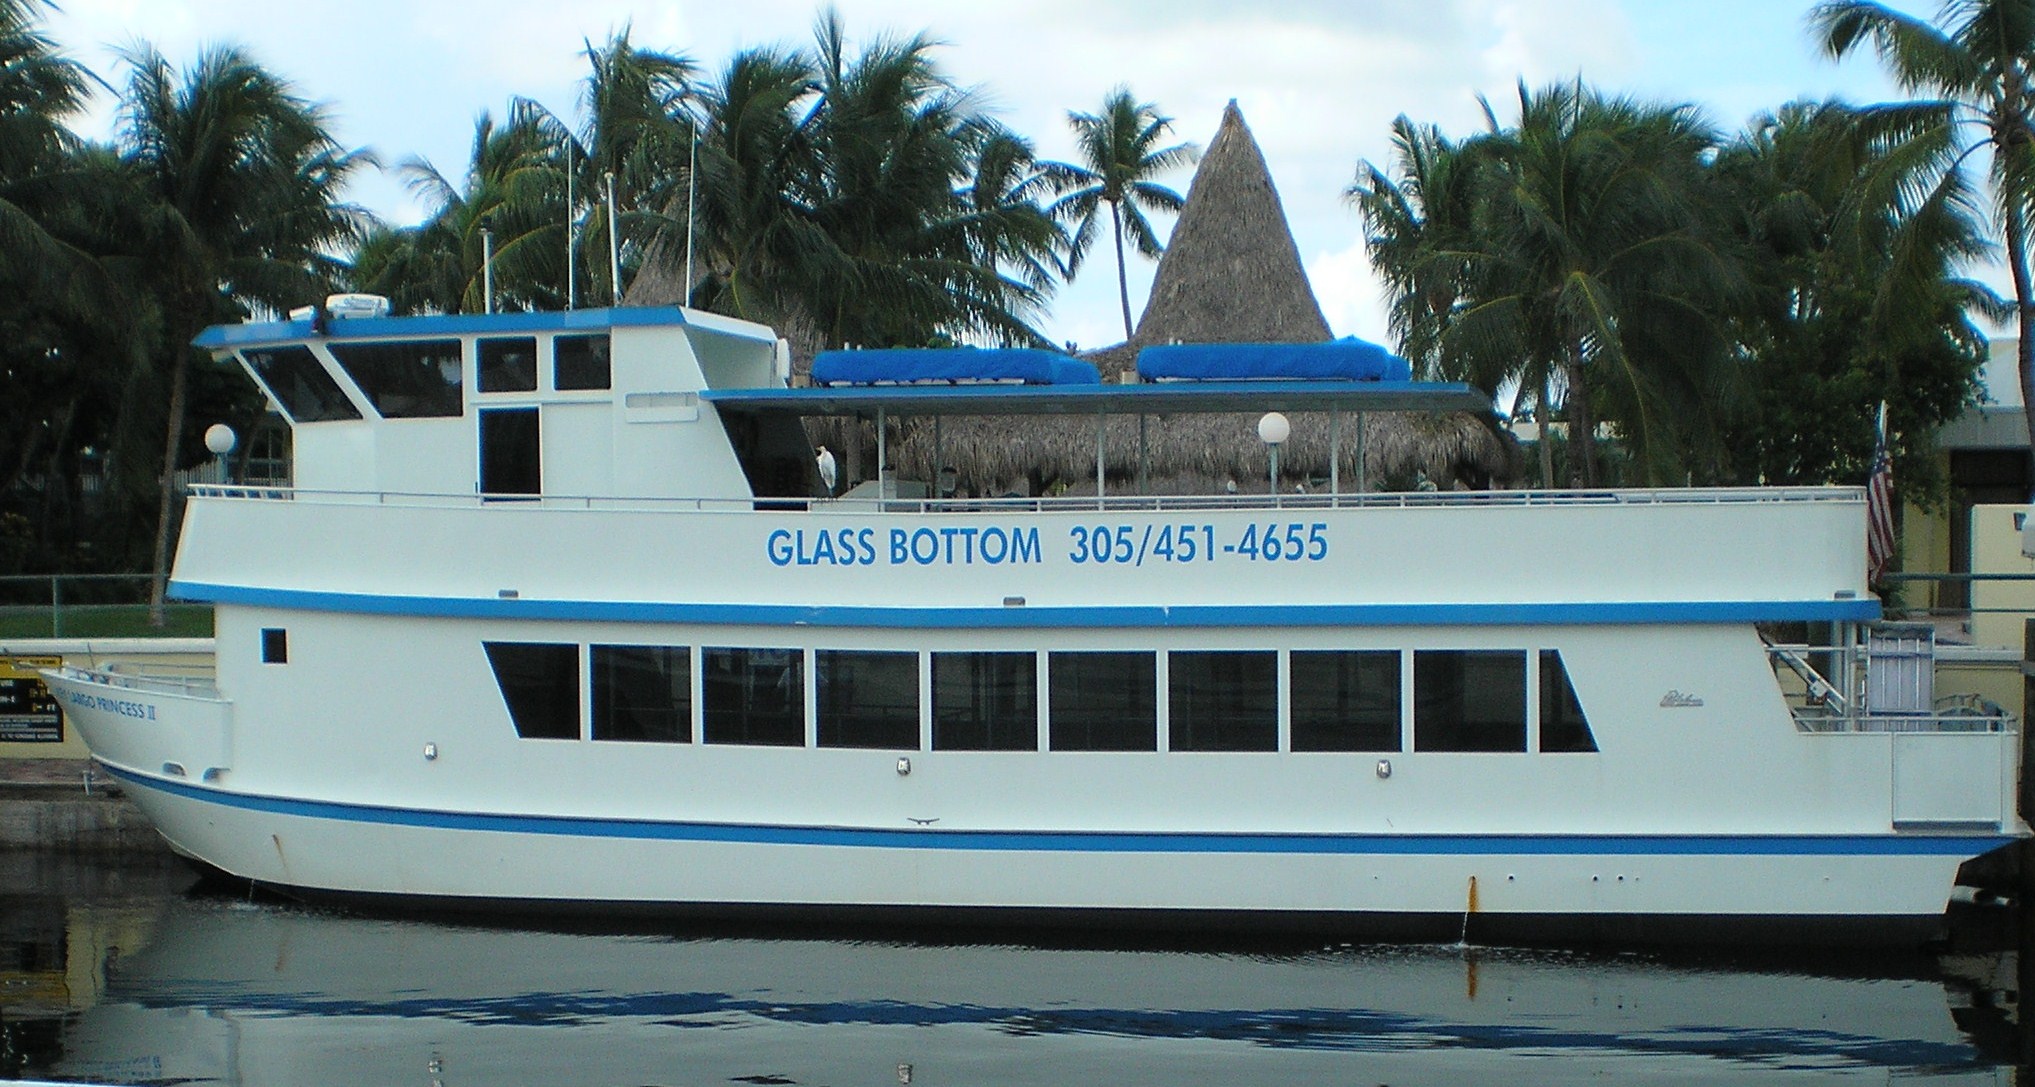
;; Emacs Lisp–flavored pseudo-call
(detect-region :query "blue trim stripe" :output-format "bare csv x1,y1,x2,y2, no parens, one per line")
108,765,2002,858
170,581,1882,629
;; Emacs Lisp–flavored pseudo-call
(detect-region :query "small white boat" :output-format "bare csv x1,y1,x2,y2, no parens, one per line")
44,300,2028,944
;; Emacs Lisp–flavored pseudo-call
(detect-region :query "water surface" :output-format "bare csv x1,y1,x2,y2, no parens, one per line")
1,854,2022,1085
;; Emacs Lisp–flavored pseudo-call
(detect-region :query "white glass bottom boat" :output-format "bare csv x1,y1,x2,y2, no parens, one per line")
44,304,2027,944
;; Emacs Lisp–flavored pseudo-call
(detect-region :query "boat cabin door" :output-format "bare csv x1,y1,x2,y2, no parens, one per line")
479,407,541,497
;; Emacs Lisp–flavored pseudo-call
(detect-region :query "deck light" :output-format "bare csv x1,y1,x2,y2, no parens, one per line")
204,424,236,485
1258,412,1290,498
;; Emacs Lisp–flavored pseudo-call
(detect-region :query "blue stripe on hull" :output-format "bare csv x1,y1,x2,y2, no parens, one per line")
169,581,1883,628
107,764,2004,858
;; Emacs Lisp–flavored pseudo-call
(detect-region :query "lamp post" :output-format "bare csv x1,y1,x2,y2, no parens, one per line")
204,424,237,487
1257,412,1289,505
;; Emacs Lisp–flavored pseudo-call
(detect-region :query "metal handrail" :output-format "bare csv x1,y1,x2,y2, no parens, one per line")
185,483,1865,516
1793,708,2013,734
59,663,221,700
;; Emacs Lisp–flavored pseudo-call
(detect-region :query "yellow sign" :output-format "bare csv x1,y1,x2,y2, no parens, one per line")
0,655,63,743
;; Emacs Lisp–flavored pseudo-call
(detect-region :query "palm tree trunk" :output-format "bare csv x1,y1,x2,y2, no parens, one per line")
2009,203,2035,500
147,342,192,627
1111,200,1133,341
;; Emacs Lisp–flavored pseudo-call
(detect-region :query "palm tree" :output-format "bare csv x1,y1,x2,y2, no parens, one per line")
0,0,135,567
678,15,1059,352
0,0,96,301
117,43,369,620
684,43,828,326
937,121,1068,338
375,105,567,313
1712,98,1993,490
546,27,696,305
1354,81,1741,486
1047,88,1194,340
1813,0,2035,488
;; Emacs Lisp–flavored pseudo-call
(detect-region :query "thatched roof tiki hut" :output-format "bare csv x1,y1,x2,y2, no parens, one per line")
896,99,1515,497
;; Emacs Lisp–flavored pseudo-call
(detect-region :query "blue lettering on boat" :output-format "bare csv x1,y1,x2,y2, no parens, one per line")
766,528,880,567
872,526,1041,566
65,689,156,721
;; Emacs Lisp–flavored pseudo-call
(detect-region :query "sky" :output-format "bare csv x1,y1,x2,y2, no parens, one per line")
38,0,1957,351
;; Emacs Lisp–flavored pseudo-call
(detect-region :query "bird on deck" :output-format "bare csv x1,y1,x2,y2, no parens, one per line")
816,445,838,495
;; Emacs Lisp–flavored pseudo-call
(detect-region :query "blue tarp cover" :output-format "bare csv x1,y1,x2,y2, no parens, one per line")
812,348,1101,386
1136,338,1412,382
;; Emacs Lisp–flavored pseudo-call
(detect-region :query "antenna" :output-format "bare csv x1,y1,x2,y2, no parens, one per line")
684,124,697,309
481,227,494,315
565,143,576,310
605,171,621,307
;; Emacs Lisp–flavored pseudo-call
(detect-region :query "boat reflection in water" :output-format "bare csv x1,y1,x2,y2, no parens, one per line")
23,886,2017,1086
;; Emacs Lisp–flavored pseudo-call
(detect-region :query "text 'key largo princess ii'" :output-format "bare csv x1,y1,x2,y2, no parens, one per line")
43,297,2029,944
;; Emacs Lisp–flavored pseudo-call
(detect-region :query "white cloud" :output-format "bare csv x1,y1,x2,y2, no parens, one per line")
1306,241,1390,345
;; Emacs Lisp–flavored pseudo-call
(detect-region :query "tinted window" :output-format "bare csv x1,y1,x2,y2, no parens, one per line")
932,652,1037,751
816,650,919,749
1540,649,1598,753
241,346,361,422
1049,652,1155,751
477,336,538,393
592,645,690,743
555,334,612,390
480,408,540,495
327,339,463,417
702,647,803,746
485,642,579,740
1414,650,1526,752
1291,650,1400,752
260,628,287,664
1168,650,1276,752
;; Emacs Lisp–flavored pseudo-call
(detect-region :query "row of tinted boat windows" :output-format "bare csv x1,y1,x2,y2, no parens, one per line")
484,643,1598,754
239,334,613,424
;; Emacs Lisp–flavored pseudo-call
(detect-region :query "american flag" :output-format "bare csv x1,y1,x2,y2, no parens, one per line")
1866,403,1894,585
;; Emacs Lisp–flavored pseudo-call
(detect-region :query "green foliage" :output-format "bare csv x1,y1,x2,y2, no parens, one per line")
1354,81,1744,486
684,12,1066,349
1814,0,2035,493
1355,80,1991,493
1710,100,1990,503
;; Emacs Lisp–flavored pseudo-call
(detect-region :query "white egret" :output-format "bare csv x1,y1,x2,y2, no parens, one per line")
816,445,838,495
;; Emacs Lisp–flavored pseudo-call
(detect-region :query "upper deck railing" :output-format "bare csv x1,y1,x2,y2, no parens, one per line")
186,483,1863,515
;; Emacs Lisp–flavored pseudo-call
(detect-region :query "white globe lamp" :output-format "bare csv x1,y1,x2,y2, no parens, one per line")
1257,412,1290,498
204,424,237,485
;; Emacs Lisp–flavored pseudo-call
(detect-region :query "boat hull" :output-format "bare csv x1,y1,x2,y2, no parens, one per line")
86,754,2001,946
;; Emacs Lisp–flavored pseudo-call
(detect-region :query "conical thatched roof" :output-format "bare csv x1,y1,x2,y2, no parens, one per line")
622,231,684,308
1140,102,1331,345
